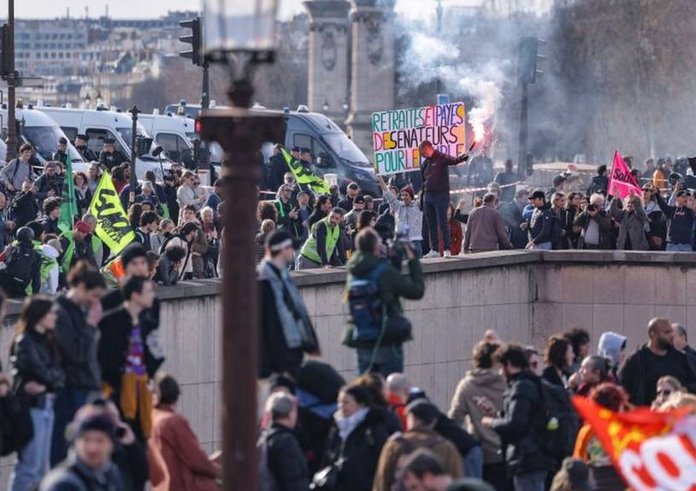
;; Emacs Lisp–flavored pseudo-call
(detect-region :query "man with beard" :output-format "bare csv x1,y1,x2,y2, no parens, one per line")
619,318,696,406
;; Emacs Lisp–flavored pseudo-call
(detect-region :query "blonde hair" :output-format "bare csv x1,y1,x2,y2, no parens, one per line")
660,392,696,414
260,219,276,235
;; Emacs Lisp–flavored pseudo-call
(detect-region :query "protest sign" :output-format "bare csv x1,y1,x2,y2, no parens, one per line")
572,396,696,491
371,102,466,175
88,173,135,254
608,150,642,199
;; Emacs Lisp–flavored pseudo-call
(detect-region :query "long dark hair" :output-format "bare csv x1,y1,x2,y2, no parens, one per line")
15,295,54,336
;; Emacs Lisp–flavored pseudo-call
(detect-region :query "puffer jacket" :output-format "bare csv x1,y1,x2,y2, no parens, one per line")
449,368,507,464
10,328,65,407
490,371,548,477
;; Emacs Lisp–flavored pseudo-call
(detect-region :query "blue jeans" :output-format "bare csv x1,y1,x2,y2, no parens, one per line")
51,387,91,466
357,345,404,377
424,192,451,251
666,243,692,252
513,469,547,491
411,241,423,258
462,445,483,479
534,242,552,250
9,396,55,491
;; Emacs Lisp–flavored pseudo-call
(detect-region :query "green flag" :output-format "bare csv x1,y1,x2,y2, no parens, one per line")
58,153,78,234
280,147,331,195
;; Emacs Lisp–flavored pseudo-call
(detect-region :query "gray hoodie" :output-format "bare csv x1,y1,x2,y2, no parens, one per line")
598,331,627,369
448,368,507,464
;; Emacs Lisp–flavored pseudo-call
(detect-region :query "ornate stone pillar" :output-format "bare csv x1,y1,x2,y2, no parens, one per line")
304,0,351,124
346,0,395,156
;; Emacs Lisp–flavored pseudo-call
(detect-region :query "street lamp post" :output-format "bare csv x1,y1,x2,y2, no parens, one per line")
129,105,140,205
197,2,283,490
5,0,17,161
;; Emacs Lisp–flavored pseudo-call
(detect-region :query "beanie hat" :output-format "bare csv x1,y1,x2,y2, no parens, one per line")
74,413,116,441
400,185,415,200
120,243,147,268
74,221,91,234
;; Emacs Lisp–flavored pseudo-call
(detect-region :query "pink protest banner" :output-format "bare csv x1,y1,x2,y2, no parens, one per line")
608,150,642,199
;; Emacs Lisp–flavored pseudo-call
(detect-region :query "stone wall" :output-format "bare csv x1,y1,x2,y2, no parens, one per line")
0,250,694,484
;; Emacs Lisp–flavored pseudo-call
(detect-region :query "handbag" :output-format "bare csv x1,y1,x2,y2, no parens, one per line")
0,392,34,456
382,314,413,344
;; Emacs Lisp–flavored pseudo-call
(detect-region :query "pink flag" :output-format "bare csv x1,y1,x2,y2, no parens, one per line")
608,151,642,199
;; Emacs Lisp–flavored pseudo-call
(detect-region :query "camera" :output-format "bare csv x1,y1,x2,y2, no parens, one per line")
387,225,412,269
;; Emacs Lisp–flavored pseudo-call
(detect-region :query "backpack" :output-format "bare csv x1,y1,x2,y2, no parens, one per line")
258,430,280,491
0,243,35,296
347,262,389,343
537,379,579,459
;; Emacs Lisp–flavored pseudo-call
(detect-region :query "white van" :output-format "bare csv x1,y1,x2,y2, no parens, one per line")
138,113,195,166
35,106,167,179
0,107,87,171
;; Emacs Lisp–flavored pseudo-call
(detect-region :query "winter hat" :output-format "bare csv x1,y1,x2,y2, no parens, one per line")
74,221,91,234
400,185,415,200
406,399,439,426
530,189,546,200
74,413,116,441
120,243,147,268
597,331,627,367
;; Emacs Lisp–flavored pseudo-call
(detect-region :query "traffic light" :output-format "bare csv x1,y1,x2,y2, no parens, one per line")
518,37,544,84
179,18,202,67
0,24,11,80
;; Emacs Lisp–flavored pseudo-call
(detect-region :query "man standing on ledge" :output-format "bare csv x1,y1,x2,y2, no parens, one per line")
419,140,469,258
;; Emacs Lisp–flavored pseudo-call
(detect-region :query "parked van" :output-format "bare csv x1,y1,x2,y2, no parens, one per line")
35,106,167,178
138,112,195,166
186,104,379,195
0,106,87,171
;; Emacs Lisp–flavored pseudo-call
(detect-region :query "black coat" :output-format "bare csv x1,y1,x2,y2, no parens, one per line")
263,423,310,491
490,371,548,476
99,150,127,172
11,191,39,228
541,366,568,388
54,295,101,391
97,307,164,396
322,408,390,491
10,329,65,407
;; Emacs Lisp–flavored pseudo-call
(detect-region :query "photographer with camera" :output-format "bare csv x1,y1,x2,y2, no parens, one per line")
378,175,423,258
343,228,425,377
573,193,613,250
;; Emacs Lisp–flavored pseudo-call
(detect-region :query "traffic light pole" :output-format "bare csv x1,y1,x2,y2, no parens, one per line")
129,106,140,205
200,62,210,170
6,0,16,161
517,82,528,178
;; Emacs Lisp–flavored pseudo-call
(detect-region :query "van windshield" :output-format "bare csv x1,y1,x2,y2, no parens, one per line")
322,133,371,168
23,126,83,162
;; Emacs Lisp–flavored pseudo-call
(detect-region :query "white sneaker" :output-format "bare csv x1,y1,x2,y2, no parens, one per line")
444,250,452,257
424,250,440,258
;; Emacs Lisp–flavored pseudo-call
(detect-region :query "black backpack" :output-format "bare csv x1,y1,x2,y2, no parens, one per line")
0,243,36,296
537,379,579,459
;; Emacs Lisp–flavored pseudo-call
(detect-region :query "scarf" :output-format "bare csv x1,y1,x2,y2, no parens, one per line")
334,407,369,441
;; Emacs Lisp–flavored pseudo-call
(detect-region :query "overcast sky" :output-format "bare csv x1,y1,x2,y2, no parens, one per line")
12,0,484,20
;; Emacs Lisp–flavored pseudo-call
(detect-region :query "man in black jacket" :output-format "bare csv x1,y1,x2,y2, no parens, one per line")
526,190,553,250
74,134,98,162
52,137,69,166
51,261,107,466
259,392,310,491
586,165,609,195
481,344,548,491
258,231,320,379
99,138,127,172
34,161,63,206
654,188,695,251
419,140,468,258
619,318,696,406
98,276,164,440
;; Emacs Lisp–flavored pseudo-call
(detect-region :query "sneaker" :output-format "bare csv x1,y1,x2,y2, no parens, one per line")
444,250,452,258
424,250,440,258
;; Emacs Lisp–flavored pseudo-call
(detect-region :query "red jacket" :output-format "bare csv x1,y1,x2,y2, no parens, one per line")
387,393,407,430
149,407,220,491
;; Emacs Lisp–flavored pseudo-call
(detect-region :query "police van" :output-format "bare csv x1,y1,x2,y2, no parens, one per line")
0,106,87,171
177,103,379,195
35,106,167,178
138,112,196,167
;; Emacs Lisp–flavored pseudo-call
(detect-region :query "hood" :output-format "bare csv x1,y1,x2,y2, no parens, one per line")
465,368,505,387
598,331,627,366
346,251,381,278
40,244,61,259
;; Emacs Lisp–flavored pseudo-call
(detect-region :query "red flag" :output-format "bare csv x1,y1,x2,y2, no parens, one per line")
572,396,696,490
608,150,643,199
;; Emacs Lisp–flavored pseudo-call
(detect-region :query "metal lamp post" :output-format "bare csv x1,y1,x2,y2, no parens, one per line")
129,106,140,205
197,2,283,490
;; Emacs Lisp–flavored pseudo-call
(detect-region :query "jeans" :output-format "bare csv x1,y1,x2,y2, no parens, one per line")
534,242,552,250
666,243,692,252
513,470,547,491
462,446,483,479
410,241,423,258
424,192,451,251
51,387,91,466
9,396,55,491
357,344,404,377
